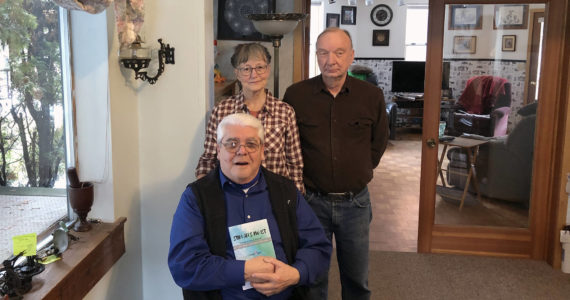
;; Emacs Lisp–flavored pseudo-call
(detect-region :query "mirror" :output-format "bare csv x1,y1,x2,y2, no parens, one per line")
434,3,545,228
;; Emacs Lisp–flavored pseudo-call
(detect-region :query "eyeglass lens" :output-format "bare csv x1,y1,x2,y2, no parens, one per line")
222,140,260,153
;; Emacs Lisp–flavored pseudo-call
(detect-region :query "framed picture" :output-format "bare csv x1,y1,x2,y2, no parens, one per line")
453,36,477,54
341,6,357,25
494,4,529,29
326,13,340,28
372,30,389,46
448,5,482,30
217,0,275,41
502,35,516,51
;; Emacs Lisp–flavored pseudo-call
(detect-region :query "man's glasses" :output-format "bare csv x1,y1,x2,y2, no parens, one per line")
220,140,261,153
236,65,268,76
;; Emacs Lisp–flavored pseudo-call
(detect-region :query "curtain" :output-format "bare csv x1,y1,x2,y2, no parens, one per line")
52,0,144,47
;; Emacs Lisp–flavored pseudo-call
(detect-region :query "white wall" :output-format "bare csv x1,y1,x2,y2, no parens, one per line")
323,0,406,58
70,1,211,299
442,4,533,60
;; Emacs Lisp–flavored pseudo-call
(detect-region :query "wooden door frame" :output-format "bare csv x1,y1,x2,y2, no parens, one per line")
523,9,545,105
293,0,310,82
418,0,570,266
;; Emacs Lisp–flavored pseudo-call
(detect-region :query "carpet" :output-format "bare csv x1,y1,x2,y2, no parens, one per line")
328,250,570,300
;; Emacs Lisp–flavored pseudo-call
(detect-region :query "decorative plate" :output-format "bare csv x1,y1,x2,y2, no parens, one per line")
370,4,393,27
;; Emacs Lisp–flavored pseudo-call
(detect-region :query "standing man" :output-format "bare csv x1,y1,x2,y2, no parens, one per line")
283,27,389,300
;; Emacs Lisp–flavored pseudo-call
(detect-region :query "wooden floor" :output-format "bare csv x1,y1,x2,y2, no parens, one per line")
367,130,528,253
369,131,421,252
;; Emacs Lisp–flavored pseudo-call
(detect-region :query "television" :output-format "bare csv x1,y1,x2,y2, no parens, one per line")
391,61,450,93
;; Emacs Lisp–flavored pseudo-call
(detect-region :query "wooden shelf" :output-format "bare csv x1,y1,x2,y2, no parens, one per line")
24,217,127,299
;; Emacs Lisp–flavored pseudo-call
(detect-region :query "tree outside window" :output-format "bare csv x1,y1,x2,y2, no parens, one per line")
0,0,71,259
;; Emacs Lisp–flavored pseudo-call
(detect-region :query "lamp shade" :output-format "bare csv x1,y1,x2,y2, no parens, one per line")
247,13,307,36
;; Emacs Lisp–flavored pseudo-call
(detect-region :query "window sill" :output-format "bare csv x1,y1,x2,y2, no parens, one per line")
24,217,127,299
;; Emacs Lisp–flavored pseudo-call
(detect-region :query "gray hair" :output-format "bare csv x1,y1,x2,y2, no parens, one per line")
217,113,265,143
316,27,353,49
230,43,272,68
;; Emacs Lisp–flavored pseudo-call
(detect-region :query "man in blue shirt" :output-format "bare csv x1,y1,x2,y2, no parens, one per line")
168,113,331,299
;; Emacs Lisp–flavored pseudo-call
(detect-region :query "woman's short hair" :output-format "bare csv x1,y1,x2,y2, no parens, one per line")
230,43,272,68
217,113,265,143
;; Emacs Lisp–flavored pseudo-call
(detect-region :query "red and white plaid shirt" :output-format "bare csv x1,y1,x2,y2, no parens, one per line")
195,91,305,193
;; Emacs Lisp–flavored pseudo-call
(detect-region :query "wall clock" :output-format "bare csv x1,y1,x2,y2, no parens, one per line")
370,4,393,27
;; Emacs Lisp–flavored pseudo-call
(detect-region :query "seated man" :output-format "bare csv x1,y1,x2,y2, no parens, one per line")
168,113,332,299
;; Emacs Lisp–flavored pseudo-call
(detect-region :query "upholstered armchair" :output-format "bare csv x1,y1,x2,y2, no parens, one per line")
446,102,537,206
452,76,512,137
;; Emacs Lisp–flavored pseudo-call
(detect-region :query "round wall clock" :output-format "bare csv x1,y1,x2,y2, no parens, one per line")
370,4,393,27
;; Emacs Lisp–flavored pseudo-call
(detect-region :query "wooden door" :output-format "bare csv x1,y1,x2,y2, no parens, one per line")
418,0,569,265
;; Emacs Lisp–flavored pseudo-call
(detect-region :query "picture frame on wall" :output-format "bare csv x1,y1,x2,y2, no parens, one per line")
494,4,529,29
217,0,275,41
502,35,516,51
448,4,482,30
341,6,357,25
326,13,340,28
372,30,390,46
453,36,477,54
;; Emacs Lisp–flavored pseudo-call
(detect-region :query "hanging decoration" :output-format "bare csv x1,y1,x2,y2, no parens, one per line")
52,0,144,48
52,0,113,14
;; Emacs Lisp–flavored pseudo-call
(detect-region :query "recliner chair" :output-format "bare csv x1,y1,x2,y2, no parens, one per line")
447,102,537,206
452,76,512,137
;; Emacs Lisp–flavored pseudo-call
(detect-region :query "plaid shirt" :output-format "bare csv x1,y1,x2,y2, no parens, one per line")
195,91,305,193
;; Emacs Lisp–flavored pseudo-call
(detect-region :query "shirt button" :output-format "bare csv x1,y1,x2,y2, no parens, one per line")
247,215,251,219
245,194,248,198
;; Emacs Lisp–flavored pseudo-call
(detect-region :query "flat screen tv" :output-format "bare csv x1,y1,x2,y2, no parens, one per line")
391,61,450,93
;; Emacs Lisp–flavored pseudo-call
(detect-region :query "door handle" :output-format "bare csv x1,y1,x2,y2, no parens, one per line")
426,138,436,148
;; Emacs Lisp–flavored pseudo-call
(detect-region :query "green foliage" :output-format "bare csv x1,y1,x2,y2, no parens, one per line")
0,0,65,187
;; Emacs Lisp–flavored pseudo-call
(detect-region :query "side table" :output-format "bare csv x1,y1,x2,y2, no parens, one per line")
437,137,488,210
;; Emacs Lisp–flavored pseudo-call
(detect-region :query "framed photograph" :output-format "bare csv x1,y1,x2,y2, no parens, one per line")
448,5,482,30
341,6,357,25
372,30,389,46
494,5,529,29
453,36,477,54
217,0,275,41
326,13,340,28
502,35,516,51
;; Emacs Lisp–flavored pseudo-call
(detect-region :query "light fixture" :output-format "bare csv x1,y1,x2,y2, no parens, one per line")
247,13,306,98
365,0,374,6
348,0,356,5
119,35,175,84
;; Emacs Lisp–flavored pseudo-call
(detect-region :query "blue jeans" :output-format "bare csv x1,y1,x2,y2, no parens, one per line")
305,187,372,300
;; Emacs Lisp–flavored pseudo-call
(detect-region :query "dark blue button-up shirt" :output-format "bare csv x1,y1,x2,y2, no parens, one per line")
168,169,331,299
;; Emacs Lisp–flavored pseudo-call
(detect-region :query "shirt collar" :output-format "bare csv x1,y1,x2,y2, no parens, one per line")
234,90,277,117
313,74,351,96
219,168,264,192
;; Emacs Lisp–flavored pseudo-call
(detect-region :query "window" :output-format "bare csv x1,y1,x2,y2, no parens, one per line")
0,1,73,259
405,6,429,61
309,1,324,78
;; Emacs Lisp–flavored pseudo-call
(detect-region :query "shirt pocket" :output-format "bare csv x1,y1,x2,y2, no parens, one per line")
349,118,373,129
264,120,286,153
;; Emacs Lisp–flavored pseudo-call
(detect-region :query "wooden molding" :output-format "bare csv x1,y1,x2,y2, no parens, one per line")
25,217,127,299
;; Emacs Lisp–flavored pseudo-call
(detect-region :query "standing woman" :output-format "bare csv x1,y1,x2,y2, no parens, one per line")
195,43,304,193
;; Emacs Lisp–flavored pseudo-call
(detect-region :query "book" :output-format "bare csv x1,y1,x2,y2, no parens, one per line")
228,219,275,290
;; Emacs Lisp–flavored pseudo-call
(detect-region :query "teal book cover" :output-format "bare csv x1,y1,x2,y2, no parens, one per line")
228,219,276,261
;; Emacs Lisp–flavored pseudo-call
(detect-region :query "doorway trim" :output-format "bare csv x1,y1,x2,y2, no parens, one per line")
418,0,570,267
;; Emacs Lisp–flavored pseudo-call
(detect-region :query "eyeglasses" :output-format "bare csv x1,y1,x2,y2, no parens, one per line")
220,140,261,153
236,65,268,76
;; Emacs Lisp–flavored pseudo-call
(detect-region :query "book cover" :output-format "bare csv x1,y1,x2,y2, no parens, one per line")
228,219,275,290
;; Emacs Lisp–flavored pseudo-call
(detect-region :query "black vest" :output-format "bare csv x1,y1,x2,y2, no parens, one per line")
182,166,308,300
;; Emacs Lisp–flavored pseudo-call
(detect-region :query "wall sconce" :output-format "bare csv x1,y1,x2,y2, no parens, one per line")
119,36,175,84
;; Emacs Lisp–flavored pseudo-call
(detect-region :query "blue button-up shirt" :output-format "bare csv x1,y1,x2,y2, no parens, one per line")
168,169,331,299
